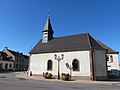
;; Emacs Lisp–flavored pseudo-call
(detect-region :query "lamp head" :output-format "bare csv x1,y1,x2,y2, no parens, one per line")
54,54,57,59
61,54,64,59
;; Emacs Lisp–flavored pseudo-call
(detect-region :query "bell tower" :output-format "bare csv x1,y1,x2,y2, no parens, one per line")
42,14,54,43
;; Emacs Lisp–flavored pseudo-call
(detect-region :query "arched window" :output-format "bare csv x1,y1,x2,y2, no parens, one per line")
106,55,109,61
47,60,52,71
72,59,79,71
110,56,113,62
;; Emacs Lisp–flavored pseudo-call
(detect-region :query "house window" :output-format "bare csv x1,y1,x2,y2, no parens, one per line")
0,56,3,60
10,56,13,60
5,64,8,70
20,59,21,62
106,55,109,61
47,60,52,71
16,58,19,62
22,60,24,63
16,64,18,68
0,63,2,67
110,56,113,62
9,64,12,68
72,59,79,71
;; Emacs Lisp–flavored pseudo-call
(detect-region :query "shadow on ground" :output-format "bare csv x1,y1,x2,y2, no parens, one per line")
18,78,27,80
0,77,6,78
108,77,120,82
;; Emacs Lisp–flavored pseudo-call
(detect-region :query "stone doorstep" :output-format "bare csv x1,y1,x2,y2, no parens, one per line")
15,74,120,84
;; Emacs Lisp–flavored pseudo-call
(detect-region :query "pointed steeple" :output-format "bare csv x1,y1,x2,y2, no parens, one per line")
42,16,53,33
42,13,54,43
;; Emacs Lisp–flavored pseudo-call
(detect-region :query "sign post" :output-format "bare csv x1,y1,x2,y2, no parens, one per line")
65,63,72,79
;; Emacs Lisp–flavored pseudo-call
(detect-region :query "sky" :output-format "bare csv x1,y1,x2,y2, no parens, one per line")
0,0,120,59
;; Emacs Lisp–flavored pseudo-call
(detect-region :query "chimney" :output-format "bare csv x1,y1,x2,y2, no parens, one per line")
4,47,8,50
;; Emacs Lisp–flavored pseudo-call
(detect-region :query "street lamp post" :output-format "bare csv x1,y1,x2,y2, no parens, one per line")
54,54,64,79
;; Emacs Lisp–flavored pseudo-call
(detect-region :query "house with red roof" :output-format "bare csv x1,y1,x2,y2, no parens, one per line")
3,47,29,71
0,51,14,72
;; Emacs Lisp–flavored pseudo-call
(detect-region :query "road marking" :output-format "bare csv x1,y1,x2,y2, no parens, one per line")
116,84,120,86
107,84,113,85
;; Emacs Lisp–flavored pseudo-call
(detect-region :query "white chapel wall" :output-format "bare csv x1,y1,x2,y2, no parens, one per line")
30,51,91,77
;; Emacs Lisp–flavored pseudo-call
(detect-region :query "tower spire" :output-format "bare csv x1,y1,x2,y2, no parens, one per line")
48,11,50,18
42,14,54,43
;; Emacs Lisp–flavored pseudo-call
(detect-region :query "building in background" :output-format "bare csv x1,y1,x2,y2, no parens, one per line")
0,51,14,72
119,62,120,71
97,41,119,71
3,47,29,71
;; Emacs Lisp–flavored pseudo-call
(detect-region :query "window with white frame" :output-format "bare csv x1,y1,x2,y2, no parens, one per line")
72,59,79,71
110,55,113,62
47,60,53,71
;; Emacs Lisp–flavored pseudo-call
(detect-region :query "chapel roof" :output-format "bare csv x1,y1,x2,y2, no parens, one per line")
30,33,105,54
97,40,119,54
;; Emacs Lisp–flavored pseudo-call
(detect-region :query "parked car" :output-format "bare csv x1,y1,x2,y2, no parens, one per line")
108,70,120,78
108,71,116,78
111,69,120,77
0,67,5,72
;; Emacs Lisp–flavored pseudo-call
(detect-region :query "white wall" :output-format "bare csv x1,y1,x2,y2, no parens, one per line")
0,60,14,70
30,51,90,77
94,50,107,77
119,62,120,71
107,54,119,70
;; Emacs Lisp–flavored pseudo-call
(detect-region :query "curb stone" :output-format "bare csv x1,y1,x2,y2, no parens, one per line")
15,73,120,84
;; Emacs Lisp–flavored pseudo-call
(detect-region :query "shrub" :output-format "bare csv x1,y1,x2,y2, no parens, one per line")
46,73,53,79
61,73,65,79
61,73,65,76
62,75,67,81
43,72,53,79
61,73,70,81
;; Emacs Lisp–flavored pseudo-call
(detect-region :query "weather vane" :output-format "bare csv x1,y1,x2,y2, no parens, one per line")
48,10,50,17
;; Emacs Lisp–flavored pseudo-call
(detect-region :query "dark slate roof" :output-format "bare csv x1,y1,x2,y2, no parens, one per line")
7,49,23,58
0,51,13,62
30,33,105,54
97,40,119,54
7,49,29,59
21,54,29,60
42,16,54,34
